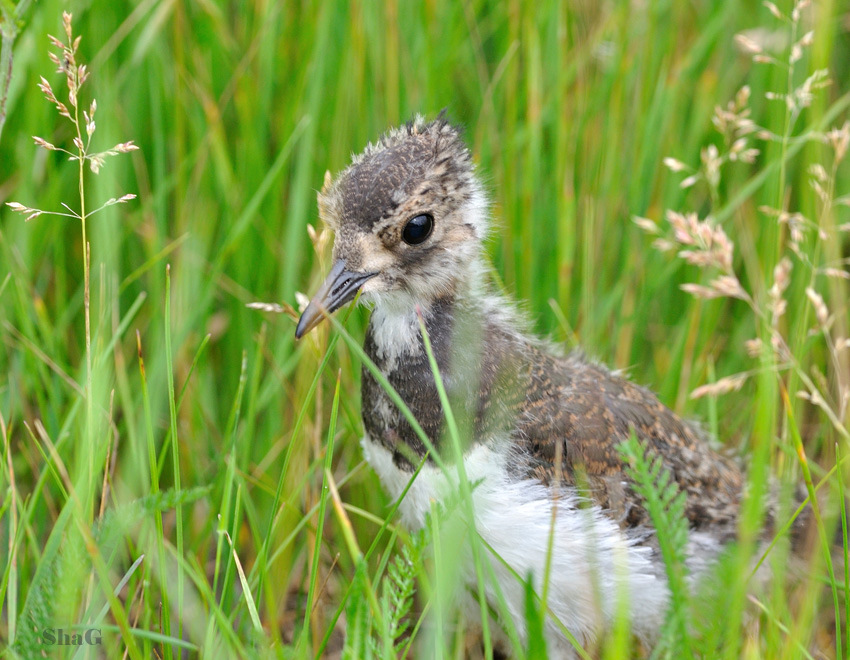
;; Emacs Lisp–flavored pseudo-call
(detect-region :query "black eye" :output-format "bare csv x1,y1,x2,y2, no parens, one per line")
402,214,434,245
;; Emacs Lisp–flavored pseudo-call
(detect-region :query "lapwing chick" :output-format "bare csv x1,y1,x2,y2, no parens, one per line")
296,116,748,656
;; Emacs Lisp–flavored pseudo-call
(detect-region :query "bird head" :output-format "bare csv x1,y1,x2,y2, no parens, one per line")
296,115,488,338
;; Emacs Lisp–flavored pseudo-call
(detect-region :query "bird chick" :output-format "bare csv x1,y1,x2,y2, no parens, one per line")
296,115,751,656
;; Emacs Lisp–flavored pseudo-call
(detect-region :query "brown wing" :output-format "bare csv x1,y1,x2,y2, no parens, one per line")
515,349,743,536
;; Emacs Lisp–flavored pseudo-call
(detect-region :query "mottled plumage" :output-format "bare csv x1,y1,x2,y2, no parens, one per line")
296,116,774,656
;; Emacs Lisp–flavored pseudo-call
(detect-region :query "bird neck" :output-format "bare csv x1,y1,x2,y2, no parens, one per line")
365,256,489,370
361,259,500,468
364,291,464,382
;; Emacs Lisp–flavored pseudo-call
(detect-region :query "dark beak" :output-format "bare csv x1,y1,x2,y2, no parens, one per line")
295,260,378,339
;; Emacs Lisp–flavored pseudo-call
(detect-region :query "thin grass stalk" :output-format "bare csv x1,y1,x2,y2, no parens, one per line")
325,465,366,564
300,371,341,654
0,8,14,143
540,440,562,626
1,412,17,646
164,264,184,648
775,10,798,265
317,453,431,657
837,443,849,654
781,384,842,658
136,329,172,660
416,313,496,658
252,325,342,613
222,507,263,634
325,312,448,473
76,139,94,525
0,0,35,142
429,511,445,660
747,594,816,660
211,352,248,629
474,532,590,659
34,423,143,659
753,449,850,576
418,315,531,655
183,568,217,656
399,595,432,660
94,623,199,654
170,545,247,656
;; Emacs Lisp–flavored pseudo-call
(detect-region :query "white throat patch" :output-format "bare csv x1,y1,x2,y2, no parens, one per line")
365,300,422,373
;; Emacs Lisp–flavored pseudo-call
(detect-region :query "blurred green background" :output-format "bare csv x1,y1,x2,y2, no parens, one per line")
1,0,849,657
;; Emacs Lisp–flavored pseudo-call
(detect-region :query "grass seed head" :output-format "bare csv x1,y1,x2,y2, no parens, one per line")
690,374,748,399
824,121,850,163
805,287,829,327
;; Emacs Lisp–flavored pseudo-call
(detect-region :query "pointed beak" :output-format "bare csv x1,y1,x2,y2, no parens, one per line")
295,260,378,339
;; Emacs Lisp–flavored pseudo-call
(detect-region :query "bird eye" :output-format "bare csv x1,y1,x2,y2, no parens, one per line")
402,214,434,245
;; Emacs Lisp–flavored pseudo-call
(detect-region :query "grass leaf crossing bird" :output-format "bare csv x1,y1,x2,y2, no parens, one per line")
294,115,788,656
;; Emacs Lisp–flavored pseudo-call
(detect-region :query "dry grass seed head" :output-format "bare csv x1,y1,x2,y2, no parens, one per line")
805,287,830,328
824,122,850,164
690,374,748,400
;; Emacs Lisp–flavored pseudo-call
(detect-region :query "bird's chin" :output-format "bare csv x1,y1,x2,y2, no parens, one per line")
358,288,418,314
358,277,403,303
